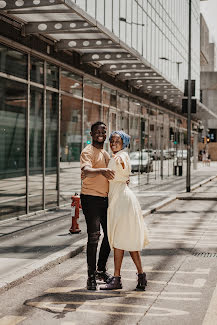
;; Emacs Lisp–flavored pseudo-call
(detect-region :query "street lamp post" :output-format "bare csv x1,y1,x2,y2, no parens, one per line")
186,0,192,192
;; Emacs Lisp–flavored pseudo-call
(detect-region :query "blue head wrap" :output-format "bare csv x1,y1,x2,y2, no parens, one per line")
109,130,131,149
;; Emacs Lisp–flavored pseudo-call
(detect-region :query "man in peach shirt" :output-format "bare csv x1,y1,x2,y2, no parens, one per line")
80,121,115,290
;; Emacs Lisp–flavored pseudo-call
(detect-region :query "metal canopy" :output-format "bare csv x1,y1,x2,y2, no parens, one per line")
0,0,183,108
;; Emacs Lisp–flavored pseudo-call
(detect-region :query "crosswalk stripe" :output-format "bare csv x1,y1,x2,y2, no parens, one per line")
120,268,209,275
45,287,202,296
64,273,207,287
27,302,144,316
26,301,189,317
0,316,26,325
79,267,209,275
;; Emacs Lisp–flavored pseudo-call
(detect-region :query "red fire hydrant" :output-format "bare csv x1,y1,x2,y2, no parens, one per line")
69,193,81,234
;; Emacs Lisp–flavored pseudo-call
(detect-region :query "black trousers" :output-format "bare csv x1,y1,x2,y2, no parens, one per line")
80,194,111,276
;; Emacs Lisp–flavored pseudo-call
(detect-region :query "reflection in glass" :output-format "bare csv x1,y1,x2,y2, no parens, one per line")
84,79,101,103
84,101,100,147
102,106,109,152
61,70,82,97
46,63,59,88
60,95,82,204
118,93,128,111
0,78,26,220
130,116,140,152
29,87,43,212
0,43,27,79
102,86,116,107
30,56,44,84
46,91,58,208
111,112,116,132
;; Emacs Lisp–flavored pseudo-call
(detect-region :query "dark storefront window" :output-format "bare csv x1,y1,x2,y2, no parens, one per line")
29,87,43,212
30,57,44,84
46,91,58,208
0,44,27,79
0,78,27,220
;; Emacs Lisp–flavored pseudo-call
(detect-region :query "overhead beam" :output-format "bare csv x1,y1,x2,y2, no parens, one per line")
100,63,149,72
57,39,118,50
0,0,65,10
24,20,95,34
81,52,135,63
118,71,162,80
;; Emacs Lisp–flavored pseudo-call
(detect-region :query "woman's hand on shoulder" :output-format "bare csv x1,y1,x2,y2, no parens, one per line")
112,154,122,164
112,154,125,168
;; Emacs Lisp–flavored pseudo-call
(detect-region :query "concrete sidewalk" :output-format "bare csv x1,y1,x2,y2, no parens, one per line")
0,162,216,295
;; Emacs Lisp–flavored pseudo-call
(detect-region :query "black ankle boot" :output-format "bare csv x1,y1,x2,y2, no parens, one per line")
87,274,97,290
96,269,113,283
100,276,122,290
136,272,147,291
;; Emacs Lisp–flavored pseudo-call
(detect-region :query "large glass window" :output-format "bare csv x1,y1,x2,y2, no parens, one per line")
46,91,58,208
29,87,43,212
84,79,101,103
84,101,100,147
61,70,82,97
60,95,82,204
0,78,27,220
46,63,59,89
30,56,44,84
0,43,27,79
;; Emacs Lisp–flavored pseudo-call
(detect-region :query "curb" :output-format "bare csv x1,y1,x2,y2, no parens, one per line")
0,211,70,242
142,175,216,216
0,237,86,295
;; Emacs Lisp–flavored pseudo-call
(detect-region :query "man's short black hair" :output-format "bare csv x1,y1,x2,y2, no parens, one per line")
91,121,106,132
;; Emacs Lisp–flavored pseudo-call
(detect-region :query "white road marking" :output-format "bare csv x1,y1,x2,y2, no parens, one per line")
45,287,203,296
153,220,217,225
64,274,207,288
150,229,217,234
147,306,189,317
0,316,26,325
27,301,189,317
73,268,210,276
149,239,217,245
152,225,217,229
202,278,217,325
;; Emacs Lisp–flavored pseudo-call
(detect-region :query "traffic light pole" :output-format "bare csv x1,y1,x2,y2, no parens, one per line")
186,0,192,192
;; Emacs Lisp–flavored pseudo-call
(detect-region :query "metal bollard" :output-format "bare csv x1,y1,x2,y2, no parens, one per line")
69,193,81,234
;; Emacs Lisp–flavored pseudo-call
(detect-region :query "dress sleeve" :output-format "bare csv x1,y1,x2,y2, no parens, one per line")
119,152,131,173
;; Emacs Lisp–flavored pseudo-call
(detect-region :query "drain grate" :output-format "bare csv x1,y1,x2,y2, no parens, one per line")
193,252,217,257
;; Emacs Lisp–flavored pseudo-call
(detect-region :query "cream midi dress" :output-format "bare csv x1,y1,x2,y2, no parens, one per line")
107,150,149,251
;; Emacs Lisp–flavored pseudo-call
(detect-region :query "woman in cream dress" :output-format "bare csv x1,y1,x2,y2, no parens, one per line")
101,131,149,291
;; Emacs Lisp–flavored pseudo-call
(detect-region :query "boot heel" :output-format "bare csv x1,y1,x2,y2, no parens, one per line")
136,272,147,291
100,276,122,290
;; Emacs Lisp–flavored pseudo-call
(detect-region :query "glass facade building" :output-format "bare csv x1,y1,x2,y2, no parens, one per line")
73,0,200,98
0,1,201,221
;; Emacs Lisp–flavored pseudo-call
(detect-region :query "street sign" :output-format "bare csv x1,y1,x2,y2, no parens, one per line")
184,79,195,97
182,98,197,114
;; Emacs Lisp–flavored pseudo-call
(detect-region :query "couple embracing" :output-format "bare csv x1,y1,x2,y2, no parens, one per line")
80,121,149,291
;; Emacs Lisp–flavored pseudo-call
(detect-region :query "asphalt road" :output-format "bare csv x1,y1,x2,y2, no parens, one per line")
1,193,217,325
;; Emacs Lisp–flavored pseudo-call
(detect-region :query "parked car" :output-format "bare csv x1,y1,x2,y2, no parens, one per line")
130,151,153,173
176,149,187,159
152,149,167,160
